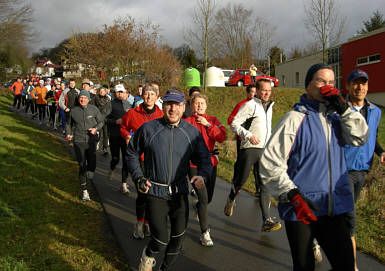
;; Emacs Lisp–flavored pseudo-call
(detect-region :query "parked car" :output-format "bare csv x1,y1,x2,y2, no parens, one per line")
227,69,279,87
221,69,235,86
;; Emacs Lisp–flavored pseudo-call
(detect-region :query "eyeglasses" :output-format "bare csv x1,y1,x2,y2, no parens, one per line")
313,78,336,86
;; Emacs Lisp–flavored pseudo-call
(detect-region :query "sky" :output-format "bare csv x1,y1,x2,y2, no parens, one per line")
28,0,385,57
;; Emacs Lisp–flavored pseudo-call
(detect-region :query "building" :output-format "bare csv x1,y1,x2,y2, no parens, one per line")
276,27,385,106
341,27,385,105
275,52,322,89
31,59,62,78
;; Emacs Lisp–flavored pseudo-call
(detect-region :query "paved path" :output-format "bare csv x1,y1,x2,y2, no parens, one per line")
92,154,384,271
15,109,385,271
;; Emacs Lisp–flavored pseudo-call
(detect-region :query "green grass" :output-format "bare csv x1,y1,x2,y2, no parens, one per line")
0,93,127,270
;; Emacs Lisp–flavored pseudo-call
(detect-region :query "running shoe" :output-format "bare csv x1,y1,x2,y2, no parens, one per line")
261,218,282,232
224,198,235,216
133,221,145,239
120,183,130,195
138,249,156,271
313,239,322,263
143,222,151,237
82,190,90,201
200,228,214,247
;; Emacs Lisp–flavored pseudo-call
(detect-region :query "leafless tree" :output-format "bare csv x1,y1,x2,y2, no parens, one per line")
65,16,182,85
184,0,217,90
213,3,275,69
0,0,37,77
304,0,346,63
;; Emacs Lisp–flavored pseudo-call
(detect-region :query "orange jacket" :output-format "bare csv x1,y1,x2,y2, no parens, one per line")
10,81,24,95
31,86,48,105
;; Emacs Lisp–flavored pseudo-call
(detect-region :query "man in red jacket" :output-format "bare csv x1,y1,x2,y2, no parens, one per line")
120,84,163,240
11,77,24,110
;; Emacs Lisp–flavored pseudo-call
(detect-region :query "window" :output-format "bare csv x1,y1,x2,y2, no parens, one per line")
356,54,381,66
295,72,299,85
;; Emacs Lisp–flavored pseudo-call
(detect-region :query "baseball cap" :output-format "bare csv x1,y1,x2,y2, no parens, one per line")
163,89,185,103
347,69,369,83
114,84,126,92
79,90,90,99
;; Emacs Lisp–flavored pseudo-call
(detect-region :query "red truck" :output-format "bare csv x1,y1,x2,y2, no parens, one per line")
227,69,279,87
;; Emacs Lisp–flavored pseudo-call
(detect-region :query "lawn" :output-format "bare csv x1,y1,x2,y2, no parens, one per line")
0,93,128,271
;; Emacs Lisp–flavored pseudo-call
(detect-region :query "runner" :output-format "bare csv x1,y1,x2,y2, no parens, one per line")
24,80,35,115
225,80,281,233
185,93,226,246
31,80,48,125
56,82,67,134
65,90,104,201
95,86,111,155
126,89,212,271
59,78,80,130
227,85,257,196
104,84,131,192
259,63,369,270
120,84,164,239
10,77,24,110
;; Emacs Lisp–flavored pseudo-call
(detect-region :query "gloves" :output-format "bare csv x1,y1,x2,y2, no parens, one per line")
288,189,318,225
136,176,150,193
319,85,349,115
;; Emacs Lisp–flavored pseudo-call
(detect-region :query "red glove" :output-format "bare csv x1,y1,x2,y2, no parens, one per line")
319,86,348,114
289,192,318,225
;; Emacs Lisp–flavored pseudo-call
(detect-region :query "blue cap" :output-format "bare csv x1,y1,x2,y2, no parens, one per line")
163,89,185,103
347,69,369,83
79,90,90,99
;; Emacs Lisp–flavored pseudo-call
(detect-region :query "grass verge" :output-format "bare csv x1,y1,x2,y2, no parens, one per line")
0,93,128,270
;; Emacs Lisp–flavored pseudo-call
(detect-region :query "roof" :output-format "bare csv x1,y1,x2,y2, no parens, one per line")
346,27,385,43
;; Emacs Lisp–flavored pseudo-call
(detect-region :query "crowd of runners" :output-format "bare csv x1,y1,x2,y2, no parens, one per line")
9,64,385,271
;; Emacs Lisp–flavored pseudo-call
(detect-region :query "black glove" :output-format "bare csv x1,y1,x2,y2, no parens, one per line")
136,176,150,193
319,86,349,115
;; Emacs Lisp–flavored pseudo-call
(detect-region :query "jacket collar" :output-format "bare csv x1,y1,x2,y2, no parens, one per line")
345,94,375,110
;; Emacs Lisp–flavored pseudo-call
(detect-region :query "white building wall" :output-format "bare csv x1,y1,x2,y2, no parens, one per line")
276,52,323,89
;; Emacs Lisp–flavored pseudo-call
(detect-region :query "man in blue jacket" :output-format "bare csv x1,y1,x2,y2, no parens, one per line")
259,64,369,271
126,89,212,271
344,69,385,271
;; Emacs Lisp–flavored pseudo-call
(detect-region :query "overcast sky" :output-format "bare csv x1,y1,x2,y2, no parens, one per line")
28,0,385,57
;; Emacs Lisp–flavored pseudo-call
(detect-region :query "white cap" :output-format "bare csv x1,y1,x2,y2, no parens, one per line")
114,84,126,92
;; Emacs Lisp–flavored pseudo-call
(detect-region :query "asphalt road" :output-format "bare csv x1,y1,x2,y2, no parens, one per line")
92,153,384,271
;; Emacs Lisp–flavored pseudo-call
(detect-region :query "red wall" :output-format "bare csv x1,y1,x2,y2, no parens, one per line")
341,31,385,94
